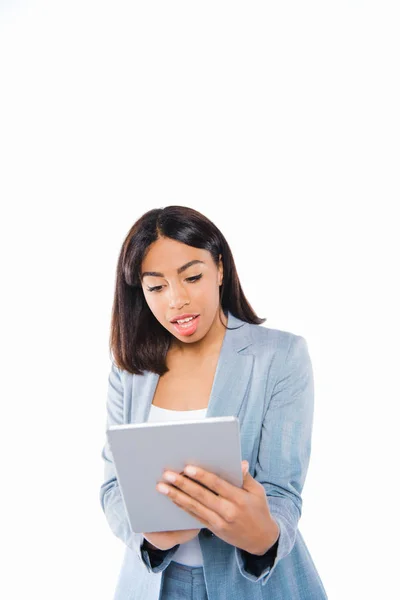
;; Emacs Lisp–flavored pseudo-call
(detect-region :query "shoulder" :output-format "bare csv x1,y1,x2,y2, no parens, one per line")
239,322,312,391
109,359,134,388
240,321,311,377
244,321,305,354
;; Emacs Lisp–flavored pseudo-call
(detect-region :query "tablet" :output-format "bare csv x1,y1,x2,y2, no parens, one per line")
106,416,243,533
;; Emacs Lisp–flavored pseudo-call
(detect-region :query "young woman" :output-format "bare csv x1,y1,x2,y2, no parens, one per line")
100,205,328,599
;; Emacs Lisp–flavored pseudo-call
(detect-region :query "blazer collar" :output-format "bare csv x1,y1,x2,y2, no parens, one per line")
130,311,254,423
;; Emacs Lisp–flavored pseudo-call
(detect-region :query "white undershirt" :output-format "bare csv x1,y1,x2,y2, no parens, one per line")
146,403,208,567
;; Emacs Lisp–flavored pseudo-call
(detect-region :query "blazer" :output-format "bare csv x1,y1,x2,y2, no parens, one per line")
99,311,328,599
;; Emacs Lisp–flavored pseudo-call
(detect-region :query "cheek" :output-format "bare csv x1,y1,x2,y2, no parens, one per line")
201,281,219,300
142,291,156,309
193,282,216,300
145,294,160,309
145,294,169,318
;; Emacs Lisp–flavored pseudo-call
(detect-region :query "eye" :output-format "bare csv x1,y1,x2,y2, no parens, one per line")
146,274,203,293
186,274,202,283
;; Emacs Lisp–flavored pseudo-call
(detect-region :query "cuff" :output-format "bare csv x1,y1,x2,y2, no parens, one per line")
235,517,282,585
140,539,180,574
240,534,280,577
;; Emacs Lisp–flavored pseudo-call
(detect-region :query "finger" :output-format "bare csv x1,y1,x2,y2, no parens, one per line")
171,502,210,529
241,469,265,495
182,465,247,501
159,472,232,519
168,487,226,531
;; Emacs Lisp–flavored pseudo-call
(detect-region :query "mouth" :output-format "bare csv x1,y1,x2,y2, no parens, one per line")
171,314,200,336
170,313,200,324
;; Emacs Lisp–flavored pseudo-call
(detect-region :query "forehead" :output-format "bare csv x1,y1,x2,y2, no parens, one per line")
141,238,211,273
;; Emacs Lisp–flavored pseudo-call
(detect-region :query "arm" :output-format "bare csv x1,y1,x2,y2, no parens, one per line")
141,538,180,569
235,335,315,585
99,362,180,574
241,533,280,576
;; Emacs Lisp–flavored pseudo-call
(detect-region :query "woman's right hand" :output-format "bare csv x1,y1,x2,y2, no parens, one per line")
143,528,201,551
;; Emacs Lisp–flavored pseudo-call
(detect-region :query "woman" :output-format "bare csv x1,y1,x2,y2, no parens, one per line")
100,205,328,599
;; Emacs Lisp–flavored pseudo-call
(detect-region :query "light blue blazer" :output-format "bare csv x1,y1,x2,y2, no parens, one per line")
100,311,328,599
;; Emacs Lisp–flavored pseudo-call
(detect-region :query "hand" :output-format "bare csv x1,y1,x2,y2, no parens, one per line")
143,462,250,551
156,460,280,555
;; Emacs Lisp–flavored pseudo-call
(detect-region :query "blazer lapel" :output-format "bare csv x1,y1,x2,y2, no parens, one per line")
204,312,254,420
129,311,254,423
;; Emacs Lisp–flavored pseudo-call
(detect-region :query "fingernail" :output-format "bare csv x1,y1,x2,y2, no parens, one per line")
185,466,197,476
163,472,176,483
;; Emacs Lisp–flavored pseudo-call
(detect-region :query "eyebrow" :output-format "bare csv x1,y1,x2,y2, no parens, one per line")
141,259,206,279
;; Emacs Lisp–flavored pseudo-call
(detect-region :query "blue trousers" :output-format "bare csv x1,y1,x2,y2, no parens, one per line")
160,561,208,599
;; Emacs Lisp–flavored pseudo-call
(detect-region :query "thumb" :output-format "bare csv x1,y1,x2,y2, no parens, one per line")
241,460,261,492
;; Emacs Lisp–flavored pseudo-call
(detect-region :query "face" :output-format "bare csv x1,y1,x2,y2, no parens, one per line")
140,237,224,345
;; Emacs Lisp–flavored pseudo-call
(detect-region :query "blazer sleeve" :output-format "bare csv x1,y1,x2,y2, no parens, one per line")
235,334,315,586
99,362,180,573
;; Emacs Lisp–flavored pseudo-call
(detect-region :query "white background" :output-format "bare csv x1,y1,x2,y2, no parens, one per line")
1,1,399,598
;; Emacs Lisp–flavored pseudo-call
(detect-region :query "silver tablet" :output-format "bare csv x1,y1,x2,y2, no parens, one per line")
106,416,243,533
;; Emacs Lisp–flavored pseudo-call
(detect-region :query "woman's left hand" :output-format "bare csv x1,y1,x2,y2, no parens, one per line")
156,460,280,555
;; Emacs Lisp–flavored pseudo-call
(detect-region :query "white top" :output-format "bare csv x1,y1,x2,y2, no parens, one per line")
146,403,208,567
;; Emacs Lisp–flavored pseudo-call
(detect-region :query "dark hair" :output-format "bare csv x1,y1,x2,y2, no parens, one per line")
109,205,266,375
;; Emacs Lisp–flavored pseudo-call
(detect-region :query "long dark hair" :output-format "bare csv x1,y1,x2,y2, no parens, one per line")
109,205,266,375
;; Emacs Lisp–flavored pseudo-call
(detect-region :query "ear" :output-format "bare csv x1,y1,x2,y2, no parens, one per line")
218,254,223,286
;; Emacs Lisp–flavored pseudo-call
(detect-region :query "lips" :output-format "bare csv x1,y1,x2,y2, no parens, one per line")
172,314,200,336
170,313,199,323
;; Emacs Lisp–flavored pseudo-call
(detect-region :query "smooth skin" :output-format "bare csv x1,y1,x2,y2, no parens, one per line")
140,237,280,554
143,461,251,552
140,236,226,358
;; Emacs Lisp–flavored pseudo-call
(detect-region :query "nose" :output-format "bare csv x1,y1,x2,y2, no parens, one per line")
168,282,190,309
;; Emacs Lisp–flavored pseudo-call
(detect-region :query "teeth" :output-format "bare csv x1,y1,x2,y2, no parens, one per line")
176,316,195,324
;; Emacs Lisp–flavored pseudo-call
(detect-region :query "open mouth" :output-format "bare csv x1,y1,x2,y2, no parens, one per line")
172,315,200,335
